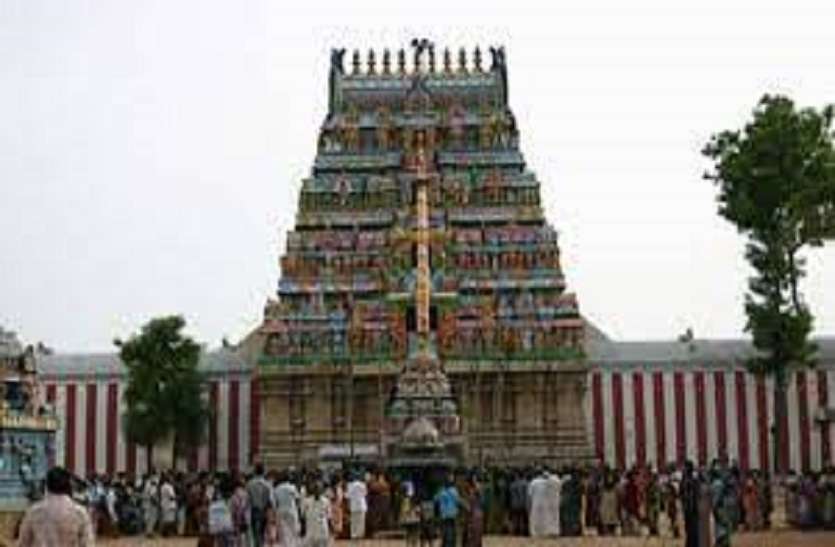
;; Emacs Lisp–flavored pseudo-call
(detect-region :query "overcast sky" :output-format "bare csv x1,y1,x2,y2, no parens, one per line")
1,1,834,352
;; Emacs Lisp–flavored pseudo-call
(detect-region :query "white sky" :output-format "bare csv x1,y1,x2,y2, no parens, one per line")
1,1,834,352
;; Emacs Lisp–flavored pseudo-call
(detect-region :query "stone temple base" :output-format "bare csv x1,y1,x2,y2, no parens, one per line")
259,361,593,468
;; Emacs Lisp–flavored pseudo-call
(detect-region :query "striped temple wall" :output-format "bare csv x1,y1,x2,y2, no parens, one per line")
38,355,835,477
39,369,259,478
587,364,835,473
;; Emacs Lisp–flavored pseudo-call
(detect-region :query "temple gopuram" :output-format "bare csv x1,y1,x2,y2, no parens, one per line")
256,41,591,467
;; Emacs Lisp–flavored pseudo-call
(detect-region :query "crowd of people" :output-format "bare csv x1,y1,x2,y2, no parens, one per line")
785,469,835,529
15,460,835,546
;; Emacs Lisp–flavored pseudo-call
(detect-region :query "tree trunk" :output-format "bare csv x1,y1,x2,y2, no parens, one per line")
773,374,789,476
171,433,178,471
146,443,154,473
787,248,803,314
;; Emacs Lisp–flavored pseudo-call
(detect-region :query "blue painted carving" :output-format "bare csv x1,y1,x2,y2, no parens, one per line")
0,327,56,510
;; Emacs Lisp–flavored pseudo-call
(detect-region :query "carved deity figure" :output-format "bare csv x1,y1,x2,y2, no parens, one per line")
480,107,508,149
336,176,350,206
21,374,38,415
264,333,281,357
425,125,436,151
391,313,407,355
448,104,465,148
437,312,457,354
414,130,428,173
339,106,360,152
498,110,514,148
376,107,393,150
401,126,415,158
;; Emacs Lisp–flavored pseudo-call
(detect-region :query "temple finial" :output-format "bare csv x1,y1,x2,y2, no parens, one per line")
397,48,406,75
428,44,436,74
473,46,483,72
328,48,346,114
443,48,452,74
458,47,468,74
382,48,391,75
367,49,376,75
489,45,509,105
351,49,360,75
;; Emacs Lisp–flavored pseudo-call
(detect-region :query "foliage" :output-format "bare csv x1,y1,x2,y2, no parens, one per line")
116,315,209,461
703,95,835,470
703,95,835,377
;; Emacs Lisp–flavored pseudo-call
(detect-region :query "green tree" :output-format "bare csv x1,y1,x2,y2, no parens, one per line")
116,315,209,470
703,95,835,473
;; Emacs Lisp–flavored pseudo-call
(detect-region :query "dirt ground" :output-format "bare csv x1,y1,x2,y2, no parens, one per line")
100,531,835,547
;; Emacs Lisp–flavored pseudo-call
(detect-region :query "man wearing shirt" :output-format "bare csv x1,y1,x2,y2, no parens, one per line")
18,466,94,547
346,472,368,540
509,471,529,536
246,463,273,547
434,477,461,547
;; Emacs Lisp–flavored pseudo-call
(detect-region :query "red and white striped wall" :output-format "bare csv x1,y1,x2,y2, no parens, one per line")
39,357,835,475
40,373,260,477
587,365,835,472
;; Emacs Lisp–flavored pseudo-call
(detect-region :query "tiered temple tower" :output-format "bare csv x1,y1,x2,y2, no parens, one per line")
257,42,591,467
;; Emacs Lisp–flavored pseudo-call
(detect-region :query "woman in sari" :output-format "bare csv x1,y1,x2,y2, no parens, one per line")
697,474,712,547
820,468,835,529
796,474,818,528
196,478,214,547
559,472,583,536
598,471,619,536
462,475,484,547
229,476,251,547
327,476,345,539
263,507,281,547
584,467,602,533
742,473,762,531
785,473,799,526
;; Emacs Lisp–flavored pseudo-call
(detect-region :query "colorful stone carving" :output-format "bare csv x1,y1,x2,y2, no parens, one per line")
258,43,584,463
0,328,55,507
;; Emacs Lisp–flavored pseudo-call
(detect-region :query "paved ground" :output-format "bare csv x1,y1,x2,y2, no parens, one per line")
100,531,835,546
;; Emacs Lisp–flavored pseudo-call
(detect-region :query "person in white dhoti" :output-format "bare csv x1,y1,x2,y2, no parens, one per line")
528,469,562,537
142,475,160,537
273,472,301,547
346,473,368,541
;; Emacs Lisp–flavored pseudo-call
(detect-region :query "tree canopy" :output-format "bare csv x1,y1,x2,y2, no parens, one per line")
703,94,835,471
116,315,209,466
